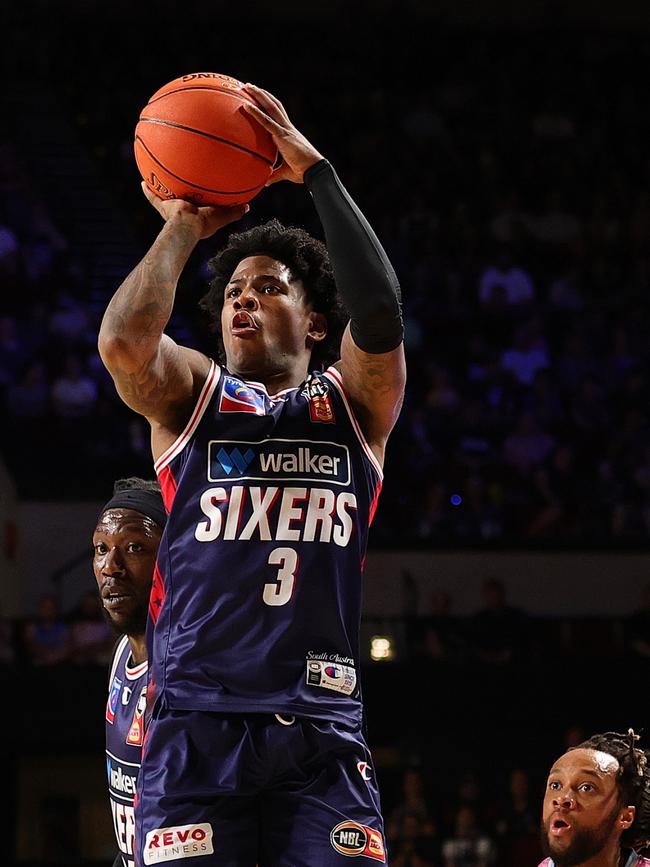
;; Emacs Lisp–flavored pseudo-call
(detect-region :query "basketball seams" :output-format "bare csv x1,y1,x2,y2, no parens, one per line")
137,116,275,166
146,84,258,109
134,136,264,196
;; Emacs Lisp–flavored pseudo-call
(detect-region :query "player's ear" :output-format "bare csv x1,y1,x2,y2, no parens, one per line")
307,312,327,344
619,805,635,830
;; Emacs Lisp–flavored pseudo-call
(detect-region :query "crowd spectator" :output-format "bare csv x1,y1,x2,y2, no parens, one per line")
441,805,496,867
470,579,530,665
624,583,650,658
68,590,115,665
22,594,71,666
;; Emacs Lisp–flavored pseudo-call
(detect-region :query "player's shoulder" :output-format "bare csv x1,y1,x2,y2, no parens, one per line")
633,856,650,867
108,634,130,683
537,859,553,867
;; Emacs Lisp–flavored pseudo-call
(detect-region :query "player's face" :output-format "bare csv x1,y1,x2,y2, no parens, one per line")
92,508,161,637
540,748,634,866
221,255,322,377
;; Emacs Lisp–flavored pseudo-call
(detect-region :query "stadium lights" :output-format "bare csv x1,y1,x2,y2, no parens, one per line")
370,635,395,661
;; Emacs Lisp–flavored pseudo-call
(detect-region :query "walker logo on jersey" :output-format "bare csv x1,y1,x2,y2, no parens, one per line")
213,447,255,477
306,658,357,695
301,377,335,423
106,675,123,724
330,821,386,861
219,377,266,415
126,686,147,746
144,822,214,864
106,757,138,797
208,439,351,485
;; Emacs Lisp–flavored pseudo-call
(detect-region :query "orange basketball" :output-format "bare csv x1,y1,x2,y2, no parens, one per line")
134,73,278,206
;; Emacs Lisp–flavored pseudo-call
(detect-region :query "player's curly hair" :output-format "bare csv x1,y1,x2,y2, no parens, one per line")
200,219,346,369
573,729,650,851
112,477,161,495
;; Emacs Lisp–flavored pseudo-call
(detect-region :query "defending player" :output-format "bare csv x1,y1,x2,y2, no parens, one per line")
98,83,405,866
540,729,650,867
93,478,166,867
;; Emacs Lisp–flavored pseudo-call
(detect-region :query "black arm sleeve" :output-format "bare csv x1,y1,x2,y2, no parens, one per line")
304,159,404,354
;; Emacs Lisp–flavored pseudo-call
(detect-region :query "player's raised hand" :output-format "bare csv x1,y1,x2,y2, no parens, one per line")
241,84,324,185
141,182,249,240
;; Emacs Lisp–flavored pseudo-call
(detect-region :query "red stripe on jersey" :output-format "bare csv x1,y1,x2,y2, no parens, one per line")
148,561,165,625
369,479,383,526
157,464,178,513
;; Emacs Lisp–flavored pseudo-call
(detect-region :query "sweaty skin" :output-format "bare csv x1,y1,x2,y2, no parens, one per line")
541,748,636,867
93,508,162,664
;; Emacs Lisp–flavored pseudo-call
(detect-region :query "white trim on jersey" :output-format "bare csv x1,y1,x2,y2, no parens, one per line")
108,634,148,683
238,377,298,399
154,361,222,473
108,634,129,685
322,366,384,481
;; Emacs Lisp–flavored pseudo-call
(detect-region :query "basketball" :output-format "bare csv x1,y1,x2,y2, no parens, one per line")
134,72,278,206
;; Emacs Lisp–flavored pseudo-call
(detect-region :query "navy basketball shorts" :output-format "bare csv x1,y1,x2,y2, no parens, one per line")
134,707,387,867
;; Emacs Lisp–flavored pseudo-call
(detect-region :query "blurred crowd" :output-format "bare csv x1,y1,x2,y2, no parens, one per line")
2,573,648,669
2,27,650,545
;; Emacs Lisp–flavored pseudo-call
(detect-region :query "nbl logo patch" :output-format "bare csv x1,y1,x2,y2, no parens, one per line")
219,376,266,415
330,821,386,861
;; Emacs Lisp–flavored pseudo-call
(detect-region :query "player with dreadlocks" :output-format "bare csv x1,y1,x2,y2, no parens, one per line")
540,729,650,867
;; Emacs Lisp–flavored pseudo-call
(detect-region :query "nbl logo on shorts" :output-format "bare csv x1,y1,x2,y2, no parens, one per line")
330,821,386,861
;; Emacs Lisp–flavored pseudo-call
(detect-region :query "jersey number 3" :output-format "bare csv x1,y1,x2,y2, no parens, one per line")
263,547,299,606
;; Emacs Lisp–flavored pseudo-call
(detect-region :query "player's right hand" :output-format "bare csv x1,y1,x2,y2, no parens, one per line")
141,182,249,240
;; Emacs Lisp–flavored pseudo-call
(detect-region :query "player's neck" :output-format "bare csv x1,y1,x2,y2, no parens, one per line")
569,845,626,867
128,633,147,666
228,359,310,395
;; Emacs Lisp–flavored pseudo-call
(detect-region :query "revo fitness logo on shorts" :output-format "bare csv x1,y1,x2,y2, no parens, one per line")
143,823,214,863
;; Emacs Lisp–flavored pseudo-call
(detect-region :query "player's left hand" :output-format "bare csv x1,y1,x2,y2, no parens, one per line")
241,84,324,185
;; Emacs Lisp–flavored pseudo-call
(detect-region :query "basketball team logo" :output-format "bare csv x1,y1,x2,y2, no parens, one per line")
301,377,335,423
106,675,123,725
330,821,386,861
126,686,148,746
219,377,266,415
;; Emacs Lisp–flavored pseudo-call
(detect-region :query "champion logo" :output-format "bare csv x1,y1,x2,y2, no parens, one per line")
357,761,372,781
215,447,255,476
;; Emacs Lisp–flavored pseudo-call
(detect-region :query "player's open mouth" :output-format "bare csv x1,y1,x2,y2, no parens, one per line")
232,311,258,334
103,592,130,609
550,817,571,836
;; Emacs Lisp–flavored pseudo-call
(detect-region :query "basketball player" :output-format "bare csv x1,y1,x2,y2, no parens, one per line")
540,729,650,867
98,83,405,866
93,478,166,867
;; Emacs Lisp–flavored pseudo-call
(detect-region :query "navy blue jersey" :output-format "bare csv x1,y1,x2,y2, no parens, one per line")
151,363,382,725
106,635,148,867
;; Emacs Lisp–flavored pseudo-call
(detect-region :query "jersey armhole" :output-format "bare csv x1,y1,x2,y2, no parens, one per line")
322,366,384,481
154,361,222,473
108,634,129,685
